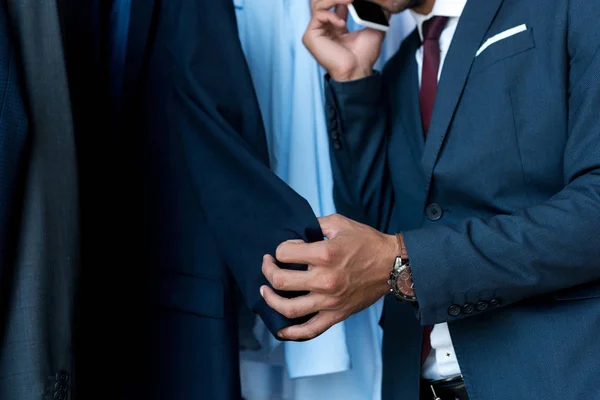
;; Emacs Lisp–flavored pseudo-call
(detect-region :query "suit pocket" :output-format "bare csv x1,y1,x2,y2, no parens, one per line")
554,280,600,301
472,27,536,74
155,273,225,319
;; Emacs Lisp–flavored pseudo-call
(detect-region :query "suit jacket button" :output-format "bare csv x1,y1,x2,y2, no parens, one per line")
425,203,443,221
462,303,475,314
54,390,67,400
54,381,68,392
333,140,342,150
448,304,461,316
476,301,489,311
490,298,501,307
55,371,68,382
331,130,339,140
330,118,338,130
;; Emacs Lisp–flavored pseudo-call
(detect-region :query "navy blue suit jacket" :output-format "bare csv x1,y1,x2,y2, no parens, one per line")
118,1,322,399
0,1,28,296
326,0,600,399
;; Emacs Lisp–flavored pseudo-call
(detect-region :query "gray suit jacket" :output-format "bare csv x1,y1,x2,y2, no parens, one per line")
0,1,79,399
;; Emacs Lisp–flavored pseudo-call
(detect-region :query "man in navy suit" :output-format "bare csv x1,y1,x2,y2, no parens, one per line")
260,0,600,399
109,1,322,399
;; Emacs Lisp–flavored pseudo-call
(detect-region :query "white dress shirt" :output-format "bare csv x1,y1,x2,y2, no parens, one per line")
409,0,467,381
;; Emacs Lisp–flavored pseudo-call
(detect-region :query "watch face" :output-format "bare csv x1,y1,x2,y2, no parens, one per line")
389,257,417,302
399,270,411,282
395,279,404,292
395,266,416,299
396,269,411,291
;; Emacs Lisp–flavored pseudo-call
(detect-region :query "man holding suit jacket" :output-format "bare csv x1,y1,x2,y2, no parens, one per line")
261,0,600,399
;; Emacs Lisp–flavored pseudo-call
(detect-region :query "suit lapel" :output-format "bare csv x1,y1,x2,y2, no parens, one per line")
421,0,504,196
122,0,156,107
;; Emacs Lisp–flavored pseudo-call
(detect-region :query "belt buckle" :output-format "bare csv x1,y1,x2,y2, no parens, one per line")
429,384,441,400
428,375,464,400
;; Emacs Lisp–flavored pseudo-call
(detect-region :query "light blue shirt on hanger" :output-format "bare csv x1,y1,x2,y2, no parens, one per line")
235,1,414,399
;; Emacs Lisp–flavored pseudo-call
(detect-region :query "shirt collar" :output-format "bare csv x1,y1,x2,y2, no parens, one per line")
409,0,467,41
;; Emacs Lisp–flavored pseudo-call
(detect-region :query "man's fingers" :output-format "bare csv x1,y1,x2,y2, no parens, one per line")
262,254,316,291
261,287,334,320
307,10,346,32
277,311,342,341
335,4,349,21
275,240,331,266
312,0,352,12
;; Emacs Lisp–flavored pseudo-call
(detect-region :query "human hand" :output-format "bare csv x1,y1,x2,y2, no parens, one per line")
260,214,397,340
303,0,387,82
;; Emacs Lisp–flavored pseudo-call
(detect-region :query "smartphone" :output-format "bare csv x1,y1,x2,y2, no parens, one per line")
348,0,389,32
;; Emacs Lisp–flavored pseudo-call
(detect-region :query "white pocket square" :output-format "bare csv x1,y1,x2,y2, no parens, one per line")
476,24,527,57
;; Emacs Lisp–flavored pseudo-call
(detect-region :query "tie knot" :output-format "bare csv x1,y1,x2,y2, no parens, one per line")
422,16,449,41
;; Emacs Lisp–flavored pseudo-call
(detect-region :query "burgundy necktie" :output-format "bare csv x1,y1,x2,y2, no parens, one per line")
419,16,449,137
422,325,434,365
419,16,448,365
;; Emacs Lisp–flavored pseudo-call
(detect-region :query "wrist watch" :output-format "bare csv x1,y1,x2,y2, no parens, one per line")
388,256,418,303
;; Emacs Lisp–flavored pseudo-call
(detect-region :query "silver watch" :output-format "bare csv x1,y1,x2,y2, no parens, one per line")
388,256,418,303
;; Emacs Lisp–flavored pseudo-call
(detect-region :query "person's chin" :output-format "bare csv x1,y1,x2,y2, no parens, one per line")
385,0,426,14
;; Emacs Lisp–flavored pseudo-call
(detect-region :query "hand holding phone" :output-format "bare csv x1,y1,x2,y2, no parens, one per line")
304,0,387,82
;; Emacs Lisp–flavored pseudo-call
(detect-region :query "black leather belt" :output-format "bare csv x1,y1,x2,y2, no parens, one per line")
420,376,469,400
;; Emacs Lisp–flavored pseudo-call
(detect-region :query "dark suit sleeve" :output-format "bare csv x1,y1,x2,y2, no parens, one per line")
157,1,323,337
405,1,600,325
325,73,394,231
